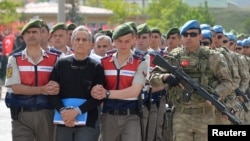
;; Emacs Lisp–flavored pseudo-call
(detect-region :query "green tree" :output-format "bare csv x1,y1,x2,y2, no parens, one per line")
243,19,250,35
0,0,21,25
101,0,141,25
146,0,215,33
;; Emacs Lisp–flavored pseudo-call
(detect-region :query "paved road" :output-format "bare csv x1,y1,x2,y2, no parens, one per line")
0,86,11,141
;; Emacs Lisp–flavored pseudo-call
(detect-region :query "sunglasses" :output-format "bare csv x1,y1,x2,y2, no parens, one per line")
217,35,223,39
182,32,199,37
71,64,87,70
229,42,234,46
244,46,250,49
236,47,242,51
200,41,210,46
223,40,228,44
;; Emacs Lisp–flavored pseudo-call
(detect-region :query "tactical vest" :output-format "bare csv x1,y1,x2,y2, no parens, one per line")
5,52,57,108
168,47,216,106
101,54,143,111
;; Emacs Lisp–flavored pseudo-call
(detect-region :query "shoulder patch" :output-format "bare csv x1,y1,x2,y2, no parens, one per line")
12,52,22,57
133,54,145,61
6,64,13,78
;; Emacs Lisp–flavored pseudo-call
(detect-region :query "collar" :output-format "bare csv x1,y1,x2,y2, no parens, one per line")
21,48,49,60
110,50,134,64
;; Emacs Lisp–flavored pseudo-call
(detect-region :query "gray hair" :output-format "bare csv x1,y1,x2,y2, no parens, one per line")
95,35,112,45
71,25,92,42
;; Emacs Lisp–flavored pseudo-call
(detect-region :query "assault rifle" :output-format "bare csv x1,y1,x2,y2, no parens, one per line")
152,55,242,125
235,88,249,112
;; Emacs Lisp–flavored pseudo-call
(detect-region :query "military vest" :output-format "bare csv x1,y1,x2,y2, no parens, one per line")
167,47,216,107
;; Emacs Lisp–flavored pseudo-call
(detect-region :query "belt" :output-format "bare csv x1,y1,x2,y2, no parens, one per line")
175,106,214,115
104,108,138,116
20,107,43,112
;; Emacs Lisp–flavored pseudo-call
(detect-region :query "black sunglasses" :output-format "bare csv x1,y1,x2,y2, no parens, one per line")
71,64,87,70
236,47,242,51
200,41,210,46
217,35,223,39
229,42,234,46
223,40,228,44
182,32,199,37
244,46,250,49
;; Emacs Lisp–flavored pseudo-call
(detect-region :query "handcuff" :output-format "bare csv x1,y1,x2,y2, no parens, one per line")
59,106,74,113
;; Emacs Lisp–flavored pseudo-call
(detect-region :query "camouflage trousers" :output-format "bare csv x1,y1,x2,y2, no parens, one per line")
172,106,216,141
243,102,250,124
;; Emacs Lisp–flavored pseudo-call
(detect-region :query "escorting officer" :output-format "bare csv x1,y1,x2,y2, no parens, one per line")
149,20,233,141
50,23,74,57
91,23,148,141
165,27,182,53
135,23,161,141
4,19,60,141
162,27,182,141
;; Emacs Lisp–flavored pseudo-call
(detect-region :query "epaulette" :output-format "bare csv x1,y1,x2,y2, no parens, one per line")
134,49,148,59
106,49,117,56
133,54,145,61
149,51,161,56
12,52,22,57
49,47,62,56
101,54,112,60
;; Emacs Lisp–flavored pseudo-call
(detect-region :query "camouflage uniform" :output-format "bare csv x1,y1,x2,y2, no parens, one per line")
150,46,233,141
214,47,240,124
244,56,250,124
234,52,250,123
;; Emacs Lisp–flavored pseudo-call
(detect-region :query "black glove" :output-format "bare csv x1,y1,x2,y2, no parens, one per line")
163,74,179,87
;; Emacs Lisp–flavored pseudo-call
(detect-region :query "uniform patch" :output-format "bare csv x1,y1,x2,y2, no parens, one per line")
6,64,13,78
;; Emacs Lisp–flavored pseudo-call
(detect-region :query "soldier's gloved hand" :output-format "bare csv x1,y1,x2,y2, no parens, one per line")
162,74,179,87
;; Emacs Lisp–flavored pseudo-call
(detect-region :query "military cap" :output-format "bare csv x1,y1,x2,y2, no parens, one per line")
201,30,212,40
66,23,77,31
151,27,161,36
99,29,113,39
242,38,250,47
112,24,134,40
237,40,243,47
125,21,137,34
162,34,167,39
40,19,49,32
137,23,151,35
21,19,42,35
50,23,67,33
226,33,236,41
200,23,211,31
180,20,200,35
212,25,224,33
166,27,180,38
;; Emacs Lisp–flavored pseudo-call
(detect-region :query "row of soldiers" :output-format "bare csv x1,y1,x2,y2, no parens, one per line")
4,18,250,141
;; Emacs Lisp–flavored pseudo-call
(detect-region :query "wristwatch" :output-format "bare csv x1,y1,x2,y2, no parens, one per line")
106,90,110,99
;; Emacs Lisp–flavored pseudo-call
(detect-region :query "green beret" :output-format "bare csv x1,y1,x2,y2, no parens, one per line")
40,20,49,32
162,34,167,39
166,27,180,38
112,24,133,40
151,27,161,36
21,19,42,35
67,23,77,30
137,23,151,35
50,23,67,33
99,29,113,39
125,21,137,34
